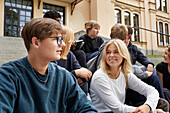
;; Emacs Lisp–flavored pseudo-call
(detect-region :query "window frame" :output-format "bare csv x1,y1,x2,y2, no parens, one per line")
124,11,131,25
159,22,164,46
114,9,121,24
133,13,140,42
4,0,33,37
165,23,169,45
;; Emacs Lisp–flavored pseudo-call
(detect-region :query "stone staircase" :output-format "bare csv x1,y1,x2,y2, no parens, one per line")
0,36,27,66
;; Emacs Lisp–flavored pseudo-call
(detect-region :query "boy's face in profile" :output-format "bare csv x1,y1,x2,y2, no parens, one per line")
37,32,64,61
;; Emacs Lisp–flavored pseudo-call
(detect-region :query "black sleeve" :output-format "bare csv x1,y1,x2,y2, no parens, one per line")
156,62,164,73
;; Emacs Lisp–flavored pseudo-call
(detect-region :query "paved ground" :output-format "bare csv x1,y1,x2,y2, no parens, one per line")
136,58,163,67
150,58,163,63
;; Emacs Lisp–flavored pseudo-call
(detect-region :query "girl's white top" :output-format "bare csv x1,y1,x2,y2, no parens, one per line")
90,68,159,113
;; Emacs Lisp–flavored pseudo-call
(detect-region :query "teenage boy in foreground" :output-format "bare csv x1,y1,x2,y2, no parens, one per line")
0,18,97,113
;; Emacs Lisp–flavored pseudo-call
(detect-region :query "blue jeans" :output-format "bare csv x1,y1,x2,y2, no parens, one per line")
125,66,165,106
86,51,99,62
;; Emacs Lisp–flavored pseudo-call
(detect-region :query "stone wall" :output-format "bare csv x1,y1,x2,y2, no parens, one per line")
0,36,27,66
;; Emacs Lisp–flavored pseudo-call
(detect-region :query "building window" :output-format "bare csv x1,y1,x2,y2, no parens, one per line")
165,23,169,45
157,0,161,10
114,9,121,24
4,0,33,37
157,0,167,12
124,11,130,25
163,0,167,12
133,14,139,42
43,3,65,25
159,22,164,46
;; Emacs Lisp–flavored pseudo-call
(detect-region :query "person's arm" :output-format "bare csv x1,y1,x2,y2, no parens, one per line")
127,73,159,112
156,62,164,88
157,71,164,88
99,37,104,46
134,46,154,69
133,66,149,79
66,73,97,113
79,36,92,57
69,51,92,81
75,68,92,81
146,64,154,73
0,65,17,113
132,104,150,113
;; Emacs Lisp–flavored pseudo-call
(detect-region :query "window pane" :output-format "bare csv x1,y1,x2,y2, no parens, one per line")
20,11,25,16
20,16,25,21
157,0,161,10
165,24,169,45
26,12,31,16
26,17,30,21
4,0,33,37
114,9,121,24
133,14,139,42
5,2,11,6
159,22,164,46
124,11,130,25
163,0,167,12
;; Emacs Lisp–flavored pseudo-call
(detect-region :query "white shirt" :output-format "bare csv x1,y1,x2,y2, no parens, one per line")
90,68,159,113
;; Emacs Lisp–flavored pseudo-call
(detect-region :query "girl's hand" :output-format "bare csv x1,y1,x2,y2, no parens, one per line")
77,78,84,86
75,68,92,81
132,104,150,113
146,64,154,73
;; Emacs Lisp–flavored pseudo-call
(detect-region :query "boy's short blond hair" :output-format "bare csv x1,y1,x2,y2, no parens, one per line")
85,20,100,34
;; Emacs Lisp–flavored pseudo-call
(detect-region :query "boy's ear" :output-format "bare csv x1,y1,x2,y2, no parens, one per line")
32,37,40,48
124,36,128,41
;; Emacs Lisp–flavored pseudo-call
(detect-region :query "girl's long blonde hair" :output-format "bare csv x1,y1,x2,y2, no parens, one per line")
100,39,133,83
60,26,74,59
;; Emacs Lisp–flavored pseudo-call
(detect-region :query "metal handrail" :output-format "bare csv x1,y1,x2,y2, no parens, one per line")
132,26,170,37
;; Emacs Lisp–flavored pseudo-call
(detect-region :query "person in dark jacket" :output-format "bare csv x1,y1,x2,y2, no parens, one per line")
127,26,154,73
79,20,104,62
125,25,165,105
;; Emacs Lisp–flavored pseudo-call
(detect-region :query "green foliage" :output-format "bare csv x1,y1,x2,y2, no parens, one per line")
146,55,162,59
145,55,163,67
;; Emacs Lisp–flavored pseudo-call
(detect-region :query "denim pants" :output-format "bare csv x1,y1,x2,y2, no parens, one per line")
86,51,99,62
80,81,88,95
125,66,165,106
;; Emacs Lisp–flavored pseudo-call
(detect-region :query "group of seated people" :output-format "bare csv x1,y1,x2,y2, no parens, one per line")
0,10,170,113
